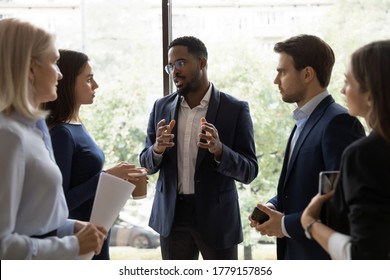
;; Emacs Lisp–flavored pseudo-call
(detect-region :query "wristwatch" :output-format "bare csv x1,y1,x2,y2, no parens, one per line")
304,219,321,240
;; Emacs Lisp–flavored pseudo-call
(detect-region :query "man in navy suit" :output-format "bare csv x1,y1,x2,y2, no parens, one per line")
140,36,258,260
249,35,365,259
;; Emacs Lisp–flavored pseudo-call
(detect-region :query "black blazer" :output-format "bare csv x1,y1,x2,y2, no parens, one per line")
329,132,390,259
140,84,258,249
269,95,365,259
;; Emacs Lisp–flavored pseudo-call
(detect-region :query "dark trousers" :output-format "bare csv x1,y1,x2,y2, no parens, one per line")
160,194,238,260
92,229,111,260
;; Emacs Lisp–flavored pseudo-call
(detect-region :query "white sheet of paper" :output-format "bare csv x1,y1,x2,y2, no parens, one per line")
79,172,135,260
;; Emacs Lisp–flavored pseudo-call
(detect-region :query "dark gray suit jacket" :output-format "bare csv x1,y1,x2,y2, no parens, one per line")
140,84,258,249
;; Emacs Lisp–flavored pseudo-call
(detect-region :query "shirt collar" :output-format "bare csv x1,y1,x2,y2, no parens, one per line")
293,90,329,121
180,82,212,108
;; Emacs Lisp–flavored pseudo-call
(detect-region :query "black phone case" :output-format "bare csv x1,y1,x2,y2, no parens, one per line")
251,207,269,224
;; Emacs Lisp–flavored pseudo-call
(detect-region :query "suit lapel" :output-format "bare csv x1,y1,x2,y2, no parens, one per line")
279,125,296,187
195,85,220,170
284,95,334,183
166,94,180,165
170,94,180,137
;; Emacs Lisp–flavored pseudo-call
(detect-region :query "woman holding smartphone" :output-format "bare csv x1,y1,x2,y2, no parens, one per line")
301,40,390,259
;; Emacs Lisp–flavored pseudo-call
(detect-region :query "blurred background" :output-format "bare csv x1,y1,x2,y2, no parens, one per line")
1,0,389,259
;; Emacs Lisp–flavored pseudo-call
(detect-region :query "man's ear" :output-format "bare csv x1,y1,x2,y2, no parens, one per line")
199,57,207,70
302,66,315,83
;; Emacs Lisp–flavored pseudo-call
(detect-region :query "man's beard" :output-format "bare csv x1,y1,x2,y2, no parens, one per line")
176,71,202,97
177,83,192,97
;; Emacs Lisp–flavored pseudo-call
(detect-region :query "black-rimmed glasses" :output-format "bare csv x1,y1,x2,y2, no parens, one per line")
164,59,186,75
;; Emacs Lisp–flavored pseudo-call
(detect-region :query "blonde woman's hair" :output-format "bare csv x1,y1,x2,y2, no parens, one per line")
0,18,54,119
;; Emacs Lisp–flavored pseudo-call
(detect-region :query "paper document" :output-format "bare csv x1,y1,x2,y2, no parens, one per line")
79,172,135,260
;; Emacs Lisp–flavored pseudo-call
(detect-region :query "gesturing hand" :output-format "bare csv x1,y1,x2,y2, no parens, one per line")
197,117,223,160
153,119,175,154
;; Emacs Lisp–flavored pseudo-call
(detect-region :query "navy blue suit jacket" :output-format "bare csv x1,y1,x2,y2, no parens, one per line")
140,85,258,249
269,95,365,259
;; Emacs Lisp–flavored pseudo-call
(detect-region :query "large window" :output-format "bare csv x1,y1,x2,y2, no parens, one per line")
2,0,389,260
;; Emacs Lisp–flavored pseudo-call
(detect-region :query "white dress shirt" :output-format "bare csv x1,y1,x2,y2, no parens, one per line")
177,85,212,194
0,112,78,259
152,84,212,194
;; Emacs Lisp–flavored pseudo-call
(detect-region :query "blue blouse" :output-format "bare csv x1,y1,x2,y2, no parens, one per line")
50,123,105,221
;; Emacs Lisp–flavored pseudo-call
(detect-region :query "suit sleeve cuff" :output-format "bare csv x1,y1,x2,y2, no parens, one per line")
152,149,163,165
281,216,291,238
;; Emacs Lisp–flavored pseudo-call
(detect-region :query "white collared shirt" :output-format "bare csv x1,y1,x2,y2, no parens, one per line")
177,84,212,194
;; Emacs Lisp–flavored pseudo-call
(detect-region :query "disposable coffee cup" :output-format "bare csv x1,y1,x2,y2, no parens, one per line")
129,171,147,199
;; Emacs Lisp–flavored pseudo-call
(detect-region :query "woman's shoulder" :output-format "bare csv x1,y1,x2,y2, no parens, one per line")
344,132,390,161
50,123,84,137
0,113,19,130
0,113,32,139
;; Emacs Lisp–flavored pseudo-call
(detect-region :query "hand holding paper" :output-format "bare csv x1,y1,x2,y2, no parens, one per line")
79,172,135,260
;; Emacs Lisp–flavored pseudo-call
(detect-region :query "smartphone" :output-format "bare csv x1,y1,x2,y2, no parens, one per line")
318,171,340,194
199,129,208,144
251,207,269,224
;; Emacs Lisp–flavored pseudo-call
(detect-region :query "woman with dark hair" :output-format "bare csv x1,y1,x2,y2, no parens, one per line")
44,50,142,260
301,40,390,259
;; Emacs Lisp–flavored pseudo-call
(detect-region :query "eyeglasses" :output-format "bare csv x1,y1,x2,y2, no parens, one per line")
164,59,186,75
